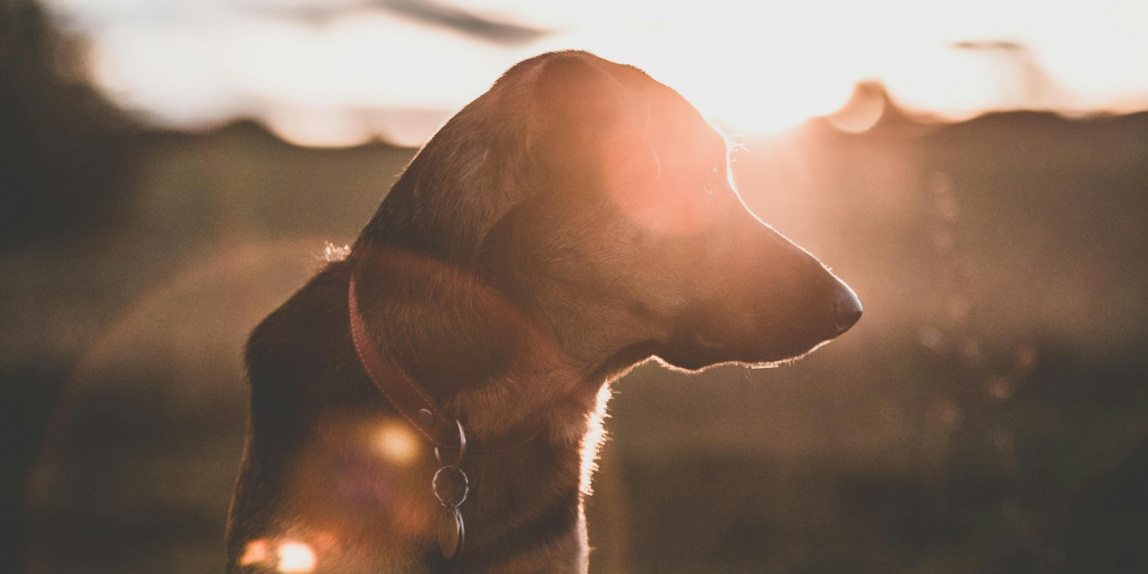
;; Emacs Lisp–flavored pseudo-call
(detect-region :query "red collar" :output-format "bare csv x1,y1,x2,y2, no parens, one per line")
348,274,463,450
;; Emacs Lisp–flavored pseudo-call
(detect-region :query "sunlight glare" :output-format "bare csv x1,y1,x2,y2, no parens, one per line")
88,23,235,128
880,44,1014,121
264,103,374,148
578,383,612,497
537,7,861,134
1030,13,1148,110
65,0,1148,143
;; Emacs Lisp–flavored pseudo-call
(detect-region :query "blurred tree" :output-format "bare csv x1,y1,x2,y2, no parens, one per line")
0,2,141,571
0,0,137,247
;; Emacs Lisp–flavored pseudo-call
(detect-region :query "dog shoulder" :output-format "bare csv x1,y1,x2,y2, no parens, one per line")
244,261,357,423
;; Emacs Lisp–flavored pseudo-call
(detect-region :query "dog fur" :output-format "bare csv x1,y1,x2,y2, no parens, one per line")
226,50,861,573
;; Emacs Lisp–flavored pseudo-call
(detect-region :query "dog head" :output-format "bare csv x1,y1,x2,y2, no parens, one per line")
356,51,860,378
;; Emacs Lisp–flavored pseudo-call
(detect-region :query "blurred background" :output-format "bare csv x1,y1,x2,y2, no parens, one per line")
3,0,1147,572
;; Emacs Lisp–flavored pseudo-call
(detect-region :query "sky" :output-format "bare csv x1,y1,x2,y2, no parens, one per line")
45,0,1148,147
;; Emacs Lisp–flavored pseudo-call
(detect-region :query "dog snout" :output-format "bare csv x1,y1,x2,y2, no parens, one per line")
832,281,863,334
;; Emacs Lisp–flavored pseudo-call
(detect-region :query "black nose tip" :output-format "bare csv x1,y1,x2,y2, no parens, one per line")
833,284,863,334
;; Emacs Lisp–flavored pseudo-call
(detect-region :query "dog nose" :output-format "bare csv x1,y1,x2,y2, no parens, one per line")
833,283,863,334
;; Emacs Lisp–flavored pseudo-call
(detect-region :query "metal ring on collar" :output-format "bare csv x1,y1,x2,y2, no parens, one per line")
434,419,467,467
433,465,470,508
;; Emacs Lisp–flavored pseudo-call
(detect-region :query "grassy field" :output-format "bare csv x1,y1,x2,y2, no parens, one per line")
4,108,1148,573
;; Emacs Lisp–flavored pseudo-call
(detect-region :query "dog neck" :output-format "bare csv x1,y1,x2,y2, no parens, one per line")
347,246,604,570
348,273,471,450
349,244,601,450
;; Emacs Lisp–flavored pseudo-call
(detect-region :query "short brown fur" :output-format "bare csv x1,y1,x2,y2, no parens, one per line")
226,51,860,573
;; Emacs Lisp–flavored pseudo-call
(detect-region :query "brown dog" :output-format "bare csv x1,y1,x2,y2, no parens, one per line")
226,50,861,573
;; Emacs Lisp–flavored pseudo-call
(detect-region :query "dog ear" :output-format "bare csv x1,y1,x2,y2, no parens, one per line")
532,53,626,129
529,53,662,194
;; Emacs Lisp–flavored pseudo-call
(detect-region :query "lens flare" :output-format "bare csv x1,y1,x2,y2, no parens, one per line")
277,541,318,573
240,539,271,566
237,538,319,572
374,421,421,465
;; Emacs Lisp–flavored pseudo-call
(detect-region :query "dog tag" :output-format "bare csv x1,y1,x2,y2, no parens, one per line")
437,506,465,559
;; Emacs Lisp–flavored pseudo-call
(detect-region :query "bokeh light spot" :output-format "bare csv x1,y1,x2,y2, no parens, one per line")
240,539,271,566
277,540,317,573
374,421,421,465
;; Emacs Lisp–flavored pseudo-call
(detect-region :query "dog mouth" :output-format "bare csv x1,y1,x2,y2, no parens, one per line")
656,288,861,372
656,324,838,372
